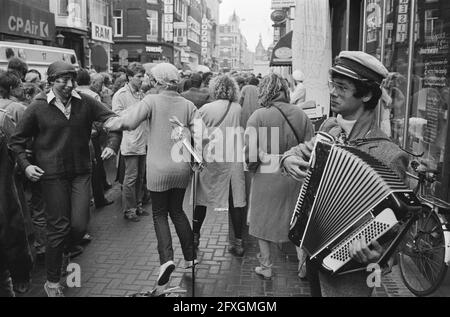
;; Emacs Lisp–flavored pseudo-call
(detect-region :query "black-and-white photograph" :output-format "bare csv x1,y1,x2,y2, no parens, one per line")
0,0,450,301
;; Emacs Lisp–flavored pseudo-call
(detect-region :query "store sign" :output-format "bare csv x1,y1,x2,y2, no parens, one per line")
0,0,55,41
146,46,163,53
91,23,113,43
274,47,292,60
396,0,409,43
201,16,209,58
271,0,296,9
271,10,287,24
163,0,174,42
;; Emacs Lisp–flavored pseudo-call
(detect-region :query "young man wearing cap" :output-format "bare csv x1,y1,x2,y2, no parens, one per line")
281,51,408,297
9,61,122,297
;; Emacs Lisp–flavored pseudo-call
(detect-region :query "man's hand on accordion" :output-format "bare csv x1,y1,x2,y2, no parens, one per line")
282,139,315,182
349,238,385,264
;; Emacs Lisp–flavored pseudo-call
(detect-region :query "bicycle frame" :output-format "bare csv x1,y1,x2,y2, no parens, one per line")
408,171,450,266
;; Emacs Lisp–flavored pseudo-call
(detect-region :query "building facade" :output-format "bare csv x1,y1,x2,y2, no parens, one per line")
112,0,173,71
49,0,89,68
0,0,56,45
218,11,250,71
87,0,113,72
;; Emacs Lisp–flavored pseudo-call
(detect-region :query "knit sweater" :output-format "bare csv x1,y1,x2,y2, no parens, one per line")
105,90,202,192
9,92,122,179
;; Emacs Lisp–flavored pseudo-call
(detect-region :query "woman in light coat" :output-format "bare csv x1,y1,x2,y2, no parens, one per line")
245,73,314,279
193,75,247,256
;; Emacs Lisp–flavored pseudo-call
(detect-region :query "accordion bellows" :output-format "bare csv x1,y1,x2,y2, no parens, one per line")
289,135,421,274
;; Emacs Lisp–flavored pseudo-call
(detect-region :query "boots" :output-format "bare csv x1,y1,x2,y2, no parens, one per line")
229,239,245,257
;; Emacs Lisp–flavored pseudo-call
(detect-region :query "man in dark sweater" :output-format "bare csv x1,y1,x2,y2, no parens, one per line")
181,73,211,109
9,61,122,297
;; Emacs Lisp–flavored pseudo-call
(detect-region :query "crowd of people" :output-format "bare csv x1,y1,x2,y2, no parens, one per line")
0,50,408,298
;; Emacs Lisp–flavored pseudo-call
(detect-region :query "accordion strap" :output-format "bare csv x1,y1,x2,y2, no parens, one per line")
347,137,392,147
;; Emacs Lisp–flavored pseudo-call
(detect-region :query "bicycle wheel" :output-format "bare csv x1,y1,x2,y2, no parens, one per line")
398,206,448,296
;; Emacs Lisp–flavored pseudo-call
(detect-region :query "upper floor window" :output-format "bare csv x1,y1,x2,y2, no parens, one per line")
90,0,108,25
147,10,159,40
113,10,123,37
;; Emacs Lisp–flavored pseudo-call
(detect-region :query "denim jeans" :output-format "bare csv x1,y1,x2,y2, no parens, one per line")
123,156,146,212
28,182,47,253
150,189,195,265
40,174,91,283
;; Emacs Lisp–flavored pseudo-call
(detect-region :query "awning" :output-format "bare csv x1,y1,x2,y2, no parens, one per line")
270,31,293,67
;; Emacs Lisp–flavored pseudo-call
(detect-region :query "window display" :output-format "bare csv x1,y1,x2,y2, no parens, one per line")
365,0,450,202
407,0,449,200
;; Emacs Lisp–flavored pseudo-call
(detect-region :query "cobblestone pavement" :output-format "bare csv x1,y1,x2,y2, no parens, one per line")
20,179,449,298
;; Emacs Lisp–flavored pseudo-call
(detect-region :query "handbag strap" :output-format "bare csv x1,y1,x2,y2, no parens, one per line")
272,104,301,144
214,100,233,128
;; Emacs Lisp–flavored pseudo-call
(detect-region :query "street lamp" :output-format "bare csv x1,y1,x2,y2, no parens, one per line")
56,33,65,47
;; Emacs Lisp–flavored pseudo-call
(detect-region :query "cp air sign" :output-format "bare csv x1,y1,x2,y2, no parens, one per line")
0,0,55,41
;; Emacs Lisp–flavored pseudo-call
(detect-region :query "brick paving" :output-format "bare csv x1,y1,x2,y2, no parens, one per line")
19,176,448,298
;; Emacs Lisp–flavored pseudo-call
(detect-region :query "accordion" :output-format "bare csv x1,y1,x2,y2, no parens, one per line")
288,133,421,275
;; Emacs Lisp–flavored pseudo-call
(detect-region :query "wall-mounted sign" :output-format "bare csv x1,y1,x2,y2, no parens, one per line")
274,47,292,59
396,0,409,43
271,10,287,24
271,0,296,9
163,0,174,42
91,23,113,43
146,46,163,53
0,0,55,41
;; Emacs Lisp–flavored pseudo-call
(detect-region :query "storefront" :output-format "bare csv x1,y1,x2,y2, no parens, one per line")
361,0,450,202
89,22,113,72
0,0,55,45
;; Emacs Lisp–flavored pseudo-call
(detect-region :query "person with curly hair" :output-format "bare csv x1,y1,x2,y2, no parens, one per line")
193,75,247,256
245,73,314,279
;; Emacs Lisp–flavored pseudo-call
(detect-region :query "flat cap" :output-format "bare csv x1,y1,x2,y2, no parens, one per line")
47,61,77,80
331,51,389,85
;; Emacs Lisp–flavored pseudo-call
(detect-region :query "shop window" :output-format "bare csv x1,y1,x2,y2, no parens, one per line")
379,0,413,147
407,0,450,201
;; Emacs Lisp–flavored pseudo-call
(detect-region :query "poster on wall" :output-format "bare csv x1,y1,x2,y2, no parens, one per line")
365,0,383,59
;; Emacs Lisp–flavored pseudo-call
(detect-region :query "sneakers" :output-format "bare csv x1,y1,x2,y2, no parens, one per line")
124,209,140,222
255,266,272,279
229,239,245,257
44,281,65,297
157,261,176,286
184,259,199,269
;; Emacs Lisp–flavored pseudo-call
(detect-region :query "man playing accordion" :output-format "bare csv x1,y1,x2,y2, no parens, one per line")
282,51,409,297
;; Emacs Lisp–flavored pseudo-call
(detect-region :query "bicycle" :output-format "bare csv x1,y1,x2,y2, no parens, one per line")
398,161,450,296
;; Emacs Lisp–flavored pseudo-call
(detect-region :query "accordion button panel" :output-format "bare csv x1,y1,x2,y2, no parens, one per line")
321,208,398,273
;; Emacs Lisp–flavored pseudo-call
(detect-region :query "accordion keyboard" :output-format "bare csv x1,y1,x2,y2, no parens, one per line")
322,208,398,273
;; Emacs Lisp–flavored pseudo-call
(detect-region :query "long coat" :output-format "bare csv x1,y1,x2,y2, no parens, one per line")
0,110,32,286
196,100,246,208
246,97,314,243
